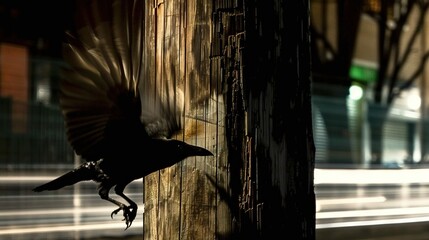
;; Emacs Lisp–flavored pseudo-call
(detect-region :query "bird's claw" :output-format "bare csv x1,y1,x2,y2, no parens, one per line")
111,205,137,230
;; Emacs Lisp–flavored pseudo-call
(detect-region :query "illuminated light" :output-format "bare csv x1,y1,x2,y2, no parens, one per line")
36,85,50,104
317,206,429,229
0,176,143,183
314,168,429,185
316,216,429,229
348,85,363,100
0,207,144,235
0,176,54,182
316,196,386,212
349,64,377,82
317,206,429,219
407,94,421,111
0,221,143,235
390,108,420,119
317,196,386,206
0,206,114,217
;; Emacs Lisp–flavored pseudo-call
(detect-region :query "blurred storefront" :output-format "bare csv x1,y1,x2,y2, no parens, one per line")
311,0,429,167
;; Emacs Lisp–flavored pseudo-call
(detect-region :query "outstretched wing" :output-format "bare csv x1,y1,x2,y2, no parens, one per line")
61,0,183,160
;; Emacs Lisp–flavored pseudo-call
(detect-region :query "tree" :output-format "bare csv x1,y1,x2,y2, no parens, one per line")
143,0,315,239
367,0,429,164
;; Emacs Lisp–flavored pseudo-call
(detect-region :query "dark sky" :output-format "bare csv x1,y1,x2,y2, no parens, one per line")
0,0,75,56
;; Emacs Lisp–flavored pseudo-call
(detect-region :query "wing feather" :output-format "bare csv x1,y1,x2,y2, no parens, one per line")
61,0,140,159
61,0,183,159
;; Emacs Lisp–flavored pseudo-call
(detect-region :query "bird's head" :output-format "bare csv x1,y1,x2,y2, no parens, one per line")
145,139,213,176
165,139,213,160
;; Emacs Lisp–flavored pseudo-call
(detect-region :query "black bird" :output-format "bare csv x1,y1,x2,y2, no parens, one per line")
32,0,213,230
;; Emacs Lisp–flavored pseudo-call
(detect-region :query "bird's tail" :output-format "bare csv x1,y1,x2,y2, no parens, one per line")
32,163,95,192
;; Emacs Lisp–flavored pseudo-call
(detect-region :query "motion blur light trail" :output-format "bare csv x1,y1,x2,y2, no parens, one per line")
315,168,429,184
315,168,429,229
2,168,429,237
0,221,143,235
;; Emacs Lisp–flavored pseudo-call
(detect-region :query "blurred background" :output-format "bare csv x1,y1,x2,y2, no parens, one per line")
312,0,429,239
1,0,429,239
0,1,144,239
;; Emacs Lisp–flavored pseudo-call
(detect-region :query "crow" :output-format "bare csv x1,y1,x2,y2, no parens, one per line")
32,0,213,230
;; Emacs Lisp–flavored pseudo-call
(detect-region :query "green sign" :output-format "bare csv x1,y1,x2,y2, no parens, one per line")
349,64,377,83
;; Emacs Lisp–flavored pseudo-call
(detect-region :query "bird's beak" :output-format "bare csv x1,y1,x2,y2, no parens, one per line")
189,145,214,156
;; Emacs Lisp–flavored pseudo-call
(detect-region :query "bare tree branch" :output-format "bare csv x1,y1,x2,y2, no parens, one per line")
310,25,337,61
396,51,429,93
388,2,429,103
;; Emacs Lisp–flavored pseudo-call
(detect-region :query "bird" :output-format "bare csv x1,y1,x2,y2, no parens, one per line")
32,0,213,230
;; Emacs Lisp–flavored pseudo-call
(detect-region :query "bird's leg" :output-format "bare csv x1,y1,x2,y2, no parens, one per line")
98,182,136,230
111,183,138,229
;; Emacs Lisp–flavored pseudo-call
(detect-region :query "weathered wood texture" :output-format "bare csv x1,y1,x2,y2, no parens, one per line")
142,0,229,239
143,0,315,239
235,0,315,238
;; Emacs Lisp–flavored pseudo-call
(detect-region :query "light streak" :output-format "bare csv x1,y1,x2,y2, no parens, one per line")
0,206,115,217
316,196,386,212
317,196,386,205
317,206,429,219
314,168,429,229
317,216,429,229
315,168,429,185
0,176,144,183
0,221,143,235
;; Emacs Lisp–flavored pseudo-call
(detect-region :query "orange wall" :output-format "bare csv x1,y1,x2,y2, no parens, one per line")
0,43,29,133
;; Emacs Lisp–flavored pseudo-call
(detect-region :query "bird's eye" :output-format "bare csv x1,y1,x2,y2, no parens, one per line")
177,144,184,150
